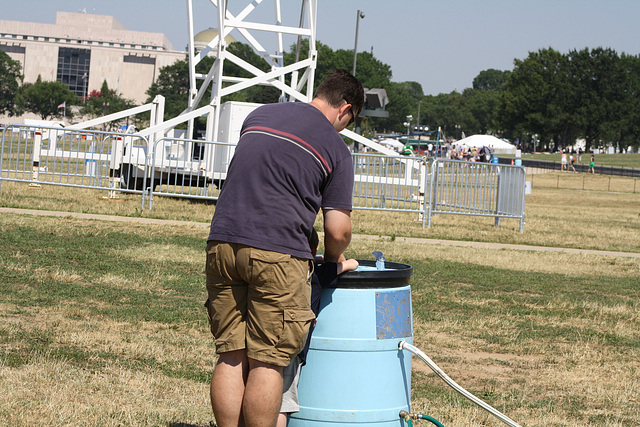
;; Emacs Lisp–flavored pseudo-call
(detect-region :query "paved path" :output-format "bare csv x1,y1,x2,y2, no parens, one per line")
3,207,640,259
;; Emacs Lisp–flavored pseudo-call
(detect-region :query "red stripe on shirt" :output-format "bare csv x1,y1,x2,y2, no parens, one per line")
242,126,333,174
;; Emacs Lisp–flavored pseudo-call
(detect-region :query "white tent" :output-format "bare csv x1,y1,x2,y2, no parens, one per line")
378,138,405,150
455,135,516,154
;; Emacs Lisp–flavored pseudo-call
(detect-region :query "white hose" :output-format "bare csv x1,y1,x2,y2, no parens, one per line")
398,340,522,427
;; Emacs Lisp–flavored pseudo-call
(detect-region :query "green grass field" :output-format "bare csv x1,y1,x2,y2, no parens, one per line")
1,174,639,426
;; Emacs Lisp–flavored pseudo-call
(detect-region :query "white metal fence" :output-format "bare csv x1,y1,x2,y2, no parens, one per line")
1,125,526,230
429,159,526,232
0,125,149,204
352,153,430,226
145,137,235,209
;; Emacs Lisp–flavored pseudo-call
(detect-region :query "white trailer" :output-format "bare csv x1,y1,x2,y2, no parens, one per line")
119,101,261,191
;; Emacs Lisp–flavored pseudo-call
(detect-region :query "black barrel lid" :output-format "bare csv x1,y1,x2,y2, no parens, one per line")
322,259,413,289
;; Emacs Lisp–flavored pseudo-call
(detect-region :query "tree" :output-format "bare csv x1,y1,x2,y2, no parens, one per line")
420,91,474,139
497,47,640,152
283,40,392,96
0,51,23,116
79,80,136,129
345,49,392,89
466,69,511,136
145,56,191,121
374,81,423,133
283,39,395,132
461,88,502,135
613,53,640,151
473,69,511,91
16,75,77,120
567,47,623,152
500,48,571,151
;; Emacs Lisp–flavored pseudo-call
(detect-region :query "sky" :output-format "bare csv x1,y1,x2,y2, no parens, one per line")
5,0,640,95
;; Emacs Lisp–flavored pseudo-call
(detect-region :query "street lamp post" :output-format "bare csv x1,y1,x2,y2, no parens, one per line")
82,73,88,103
351,10,365,153
82,58,89,103
352,10,365,76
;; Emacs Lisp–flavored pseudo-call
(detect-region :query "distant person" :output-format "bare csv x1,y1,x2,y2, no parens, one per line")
448,144,456,159
479,146,492,163
576,146,582,163
569,154,576,172
471,147,479,162
561,151,568,171
589,155,595,174
276,229,358,427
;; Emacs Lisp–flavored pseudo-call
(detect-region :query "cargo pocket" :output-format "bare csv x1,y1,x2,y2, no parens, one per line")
277,308,316,356
205,243,222,281
203,298,217,337
249,250,292,293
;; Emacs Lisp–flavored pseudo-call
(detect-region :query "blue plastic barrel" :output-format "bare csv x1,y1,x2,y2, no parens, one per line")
289,260,413,427
491,156,499,164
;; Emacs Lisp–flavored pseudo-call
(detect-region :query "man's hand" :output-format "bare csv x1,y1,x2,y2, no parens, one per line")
337,258,359,275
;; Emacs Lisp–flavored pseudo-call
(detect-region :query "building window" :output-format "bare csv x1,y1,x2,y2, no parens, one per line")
0,44,26,54
57,47,90,98
123,55,156,65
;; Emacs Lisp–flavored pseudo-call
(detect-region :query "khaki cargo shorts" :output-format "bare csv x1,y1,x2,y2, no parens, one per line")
205,241,315,367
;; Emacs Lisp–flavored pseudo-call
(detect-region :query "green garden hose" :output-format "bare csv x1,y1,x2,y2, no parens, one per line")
400,410,445,427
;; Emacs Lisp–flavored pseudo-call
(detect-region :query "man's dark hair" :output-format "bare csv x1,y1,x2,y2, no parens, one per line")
314,69,365,117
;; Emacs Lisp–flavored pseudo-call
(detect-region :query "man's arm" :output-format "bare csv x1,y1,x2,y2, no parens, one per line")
322,208,352,263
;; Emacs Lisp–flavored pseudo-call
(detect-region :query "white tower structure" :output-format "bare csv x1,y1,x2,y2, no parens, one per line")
138,0,318,143
64,0,395,195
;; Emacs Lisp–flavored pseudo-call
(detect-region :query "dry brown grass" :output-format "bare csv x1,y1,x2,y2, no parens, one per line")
1,355,210,426
344,236,640,426
2,177,640,253
410,320,640,426
1,173,639,426
1,214,638,426
346,238,640,278
0,303,213,426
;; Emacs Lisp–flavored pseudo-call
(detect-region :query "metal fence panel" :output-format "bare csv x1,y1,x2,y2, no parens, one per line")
1,128,526,231
146,138,235,209
429,159,526,231
352,153,430,226
0,125,149,202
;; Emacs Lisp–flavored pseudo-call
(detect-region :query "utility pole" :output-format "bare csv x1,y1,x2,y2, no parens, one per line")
352,10,365,76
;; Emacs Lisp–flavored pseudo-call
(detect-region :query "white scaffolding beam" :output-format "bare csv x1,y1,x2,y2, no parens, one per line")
178,0,318,142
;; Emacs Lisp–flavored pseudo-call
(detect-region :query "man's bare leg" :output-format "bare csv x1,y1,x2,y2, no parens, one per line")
211,349,248,427
242,358,284,427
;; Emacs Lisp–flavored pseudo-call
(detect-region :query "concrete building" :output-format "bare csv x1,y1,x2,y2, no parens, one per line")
0,11,185,105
